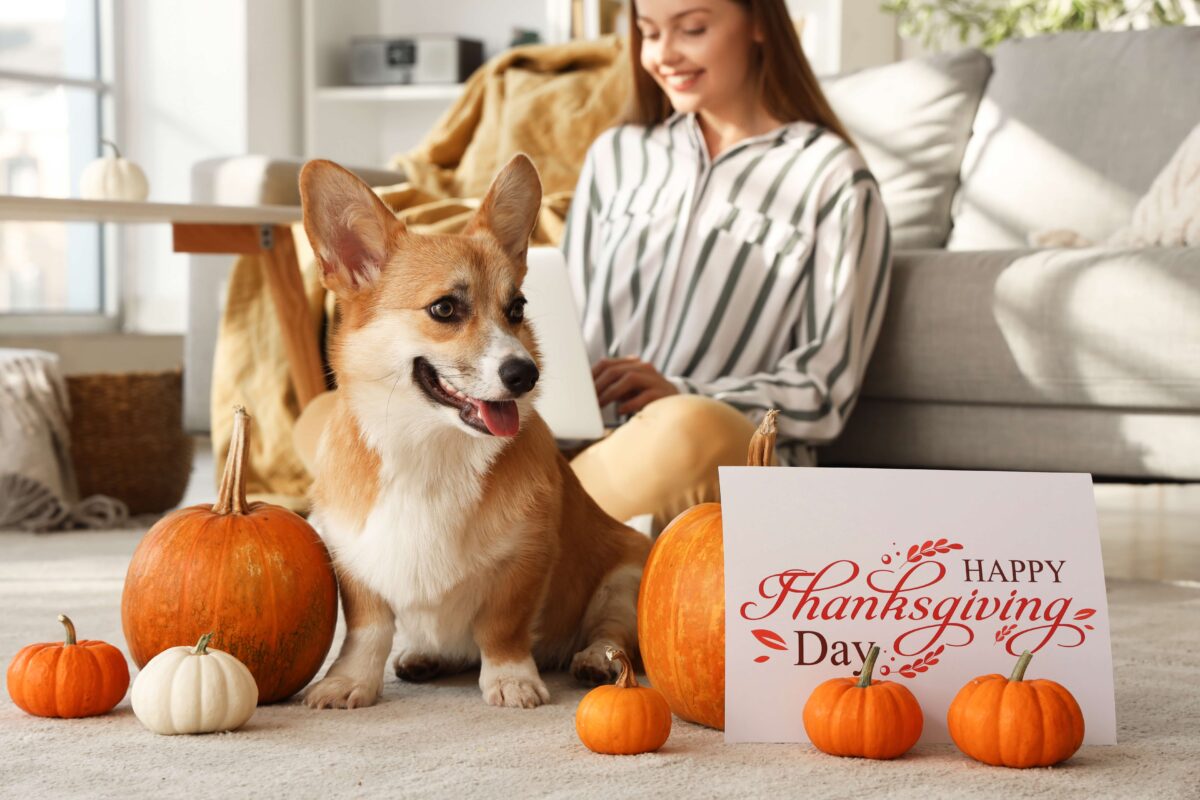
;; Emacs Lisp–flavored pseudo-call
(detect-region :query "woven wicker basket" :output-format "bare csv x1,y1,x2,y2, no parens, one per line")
66,370,194,515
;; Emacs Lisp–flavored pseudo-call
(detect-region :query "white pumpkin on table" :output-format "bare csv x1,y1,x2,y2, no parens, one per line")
131,632,258,735
80,140,149,201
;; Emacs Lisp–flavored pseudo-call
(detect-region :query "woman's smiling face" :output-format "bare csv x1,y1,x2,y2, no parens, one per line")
635,0,760,117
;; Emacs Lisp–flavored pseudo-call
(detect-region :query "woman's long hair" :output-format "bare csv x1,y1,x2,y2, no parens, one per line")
622,0,855,146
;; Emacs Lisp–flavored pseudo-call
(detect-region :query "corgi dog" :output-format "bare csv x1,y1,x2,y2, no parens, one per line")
297,156,650,710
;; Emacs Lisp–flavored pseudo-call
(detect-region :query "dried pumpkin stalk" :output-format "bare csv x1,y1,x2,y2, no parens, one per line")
213,406,251,515
746,409,780,467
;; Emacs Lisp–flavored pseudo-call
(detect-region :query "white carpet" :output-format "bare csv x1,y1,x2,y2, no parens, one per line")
2,528,1198,800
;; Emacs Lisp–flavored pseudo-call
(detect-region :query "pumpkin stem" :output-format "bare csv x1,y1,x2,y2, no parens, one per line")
100,138,122,159
1010,650,1033,682
193,632,216,656
213,406,252,515
606,647,640,689
57,614,77,646
746,409,780,467
856,645,881,688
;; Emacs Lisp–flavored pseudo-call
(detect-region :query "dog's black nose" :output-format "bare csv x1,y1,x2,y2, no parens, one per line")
499,358,538,396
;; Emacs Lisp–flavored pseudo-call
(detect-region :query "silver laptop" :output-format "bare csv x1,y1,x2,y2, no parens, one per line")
522,248,605,441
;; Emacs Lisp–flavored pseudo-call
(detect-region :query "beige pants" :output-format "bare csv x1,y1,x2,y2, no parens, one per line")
294,392,777,531
569,394,781,532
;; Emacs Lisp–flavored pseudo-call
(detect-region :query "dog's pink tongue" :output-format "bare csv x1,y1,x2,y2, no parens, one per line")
477,399,520,437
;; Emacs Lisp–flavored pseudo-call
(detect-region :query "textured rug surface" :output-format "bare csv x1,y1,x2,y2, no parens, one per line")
1,529,1198,800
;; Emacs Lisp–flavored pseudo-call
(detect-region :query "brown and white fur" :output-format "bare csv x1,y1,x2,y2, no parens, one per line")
297,156,650,710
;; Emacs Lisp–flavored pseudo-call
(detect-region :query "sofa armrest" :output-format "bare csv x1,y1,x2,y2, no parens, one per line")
191,156,407,207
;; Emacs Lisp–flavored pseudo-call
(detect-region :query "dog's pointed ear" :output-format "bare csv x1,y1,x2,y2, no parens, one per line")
299,159,405,296
465,154,542,263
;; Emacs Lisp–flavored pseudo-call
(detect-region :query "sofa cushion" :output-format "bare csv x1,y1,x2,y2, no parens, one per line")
861,246,1200,409
823,49,991,250
947,26,1200,250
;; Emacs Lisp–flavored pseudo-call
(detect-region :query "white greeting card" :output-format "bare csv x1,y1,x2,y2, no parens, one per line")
720,467,1116,745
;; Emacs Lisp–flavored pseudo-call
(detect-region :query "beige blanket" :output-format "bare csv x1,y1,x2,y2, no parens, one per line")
211,37,630,504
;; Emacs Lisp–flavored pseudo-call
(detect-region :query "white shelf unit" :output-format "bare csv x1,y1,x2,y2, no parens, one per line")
302,0,562,167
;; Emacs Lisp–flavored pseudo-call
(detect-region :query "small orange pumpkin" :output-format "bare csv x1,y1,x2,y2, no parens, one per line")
6,615,130,718
638,410,779,730
948,649,1084,768
802,645,924,759
575,648,672,755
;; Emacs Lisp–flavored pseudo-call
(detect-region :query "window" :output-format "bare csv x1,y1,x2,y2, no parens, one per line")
0,0,114,330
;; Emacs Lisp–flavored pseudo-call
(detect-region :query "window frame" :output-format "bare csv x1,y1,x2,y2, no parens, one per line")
0,0,120,334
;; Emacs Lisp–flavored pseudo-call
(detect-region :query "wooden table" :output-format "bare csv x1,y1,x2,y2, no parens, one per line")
0,195,324,410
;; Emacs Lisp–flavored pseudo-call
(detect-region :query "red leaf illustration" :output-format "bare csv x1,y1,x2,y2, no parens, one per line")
752,629,788,651
1073,608,1096,621
906,540,963,563
1084,624,1094,631
754,655,770,663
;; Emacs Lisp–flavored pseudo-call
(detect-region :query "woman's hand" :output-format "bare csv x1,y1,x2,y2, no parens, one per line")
593,356,680,416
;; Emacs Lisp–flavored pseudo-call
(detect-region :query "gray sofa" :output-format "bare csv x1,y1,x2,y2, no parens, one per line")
189,26,1200,480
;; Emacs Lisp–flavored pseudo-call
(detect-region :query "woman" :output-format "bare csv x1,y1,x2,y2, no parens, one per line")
565,0,892,531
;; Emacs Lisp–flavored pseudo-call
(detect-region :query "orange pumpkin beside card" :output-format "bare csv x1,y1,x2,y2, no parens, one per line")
637,411,779,730
802,645,924,759
948,649,1085,768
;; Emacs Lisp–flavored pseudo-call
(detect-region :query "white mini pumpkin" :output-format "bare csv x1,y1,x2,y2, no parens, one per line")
80,140,149,201
131,632,258,735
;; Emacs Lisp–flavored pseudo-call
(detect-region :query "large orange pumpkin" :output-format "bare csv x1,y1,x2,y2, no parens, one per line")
802,645,924,759
121,406,338,704
637,410,778,730
947,649,1085,768
7,615,130,718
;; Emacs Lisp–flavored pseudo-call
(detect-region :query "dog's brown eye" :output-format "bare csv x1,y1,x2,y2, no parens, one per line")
507,298,526,323
429,299,456,320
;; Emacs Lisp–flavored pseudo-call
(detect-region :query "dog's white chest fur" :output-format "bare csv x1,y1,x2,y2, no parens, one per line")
309,388,520,662
328,459,501,603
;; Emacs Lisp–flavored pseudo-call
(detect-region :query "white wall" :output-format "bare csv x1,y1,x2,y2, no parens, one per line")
116,0,300,334
786,0,898,75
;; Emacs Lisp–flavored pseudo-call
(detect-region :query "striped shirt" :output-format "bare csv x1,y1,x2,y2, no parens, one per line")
561,112,892,465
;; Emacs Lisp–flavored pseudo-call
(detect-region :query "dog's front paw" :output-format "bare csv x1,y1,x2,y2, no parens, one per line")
570,642,623,686
394,653,450,683
482,676,550,708
302,675,380,710
479,657,550,709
